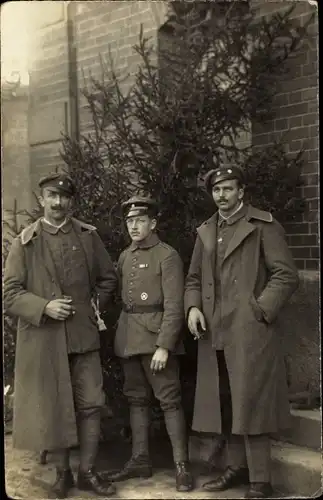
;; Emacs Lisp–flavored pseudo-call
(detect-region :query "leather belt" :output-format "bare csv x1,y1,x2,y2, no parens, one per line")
122,303,164,314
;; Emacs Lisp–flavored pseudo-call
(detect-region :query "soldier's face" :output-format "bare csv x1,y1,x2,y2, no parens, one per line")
212,179,244,215
126,215,157,242
39,187,72,224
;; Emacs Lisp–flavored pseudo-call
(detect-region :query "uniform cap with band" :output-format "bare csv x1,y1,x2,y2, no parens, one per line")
39,173,75,196
122,195,158,219
204,166,245,194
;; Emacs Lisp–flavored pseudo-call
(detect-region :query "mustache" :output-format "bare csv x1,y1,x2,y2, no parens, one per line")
51,206,63,210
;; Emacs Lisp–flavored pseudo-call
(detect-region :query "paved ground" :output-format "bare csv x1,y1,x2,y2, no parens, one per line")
5,435,286,499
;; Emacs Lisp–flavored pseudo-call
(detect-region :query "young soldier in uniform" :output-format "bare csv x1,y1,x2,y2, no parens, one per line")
107,195,194,492
184,165,299,498
4,173,118,498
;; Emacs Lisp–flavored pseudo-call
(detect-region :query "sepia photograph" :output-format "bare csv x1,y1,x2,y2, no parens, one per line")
2,1,320,498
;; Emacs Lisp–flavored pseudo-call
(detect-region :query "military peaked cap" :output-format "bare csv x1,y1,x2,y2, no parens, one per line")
122,195,158,219
204,165,245,193
39,173,75,196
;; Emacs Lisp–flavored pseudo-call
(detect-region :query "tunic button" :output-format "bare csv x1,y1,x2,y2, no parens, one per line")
131,273,135,277
129,290,132,294
132,258,137,262
206,296,210,299
132,266,136,270
51,292,56,297
130,281,133,285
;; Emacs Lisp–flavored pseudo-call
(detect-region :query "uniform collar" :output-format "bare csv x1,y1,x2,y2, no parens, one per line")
218,202,247,226
41,217,73,234
130,232,160,251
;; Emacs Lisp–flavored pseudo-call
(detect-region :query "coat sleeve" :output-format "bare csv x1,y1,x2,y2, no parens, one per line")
256,220,299,323
3,237,49,326
184,235,203,318
155,250,184,352
93,232,118,311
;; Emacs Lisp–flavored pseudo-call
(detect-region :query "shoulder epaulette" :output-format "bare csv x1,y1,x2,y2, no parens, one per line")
73,218,97,231
248,206,273,223
20,221,40,245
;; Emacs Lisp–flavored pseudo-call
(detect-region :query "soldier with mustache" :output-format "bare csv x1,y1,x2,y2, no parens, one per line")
185,165,299,498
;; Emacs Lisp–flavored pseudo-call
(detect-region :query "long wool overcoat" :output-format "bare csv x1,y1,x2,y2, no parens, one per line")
3,218,117,451
184,205,299,435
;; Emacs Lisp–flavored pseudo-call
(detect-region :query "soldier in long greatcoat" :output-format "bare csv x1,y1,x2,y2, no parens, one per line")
4,173,118,499
184,165,299,499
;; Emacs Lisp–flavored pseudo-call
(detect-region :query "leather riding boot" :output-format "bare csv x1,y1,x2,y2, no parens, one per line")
48,467,74,499
203,466,250,491
163,408,194,491
77,467,116,496
106,405,152,482
78,410,101,473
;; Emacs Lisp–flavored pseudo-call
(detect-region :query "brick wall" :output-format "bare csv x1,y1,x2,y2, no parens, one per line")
25,1,319,269
27,1,70,196
72,1,168,134
2,85,31,231
251,1,319,271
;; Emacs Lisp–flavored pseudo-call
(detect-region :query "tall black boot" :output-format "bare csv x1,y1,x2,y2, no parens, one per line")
164,408,194,492
48,449,74,499
107,405,152,481
76,410,116,496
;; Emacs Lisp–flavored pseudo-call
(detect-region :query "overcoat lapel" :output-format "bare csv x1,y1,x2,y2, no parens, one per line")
72,220,95,288
223,219,256,263
197,213,218,276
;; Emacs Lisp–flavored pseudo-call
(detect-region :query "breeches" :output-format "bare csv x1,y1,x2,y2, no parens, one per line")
68,350,105,417
122,354,182,411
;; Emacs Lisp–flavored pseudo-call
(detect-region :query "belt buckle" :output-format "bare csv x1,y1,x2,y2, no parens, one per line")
127,304,135,313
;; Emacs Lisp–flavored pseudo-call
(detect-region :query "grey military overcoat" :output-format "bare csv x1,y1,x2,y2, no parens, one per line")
184,205,299,435
3,218,117,451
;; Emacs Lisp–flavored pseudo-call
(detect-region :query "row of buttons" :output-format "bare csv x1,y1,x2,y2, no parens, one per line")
128,257,138,302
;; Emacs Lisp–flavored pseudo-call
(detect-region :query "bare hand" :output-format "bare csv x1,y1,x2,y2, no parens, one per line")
150,347,169,374
188,307,206,339
44,298,74,321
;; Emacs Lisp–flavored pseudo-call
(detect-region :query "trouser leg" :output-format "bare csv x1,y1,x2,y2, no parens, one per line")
245,434,271,483
226,434,248,469
70,351,105,473
216,350,247,469
142,354,188,463
52,449,70,470
78,409,101,472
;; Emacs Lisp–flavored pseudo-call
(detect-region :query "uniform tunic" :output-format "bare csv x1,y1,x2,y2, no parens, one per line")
115,233,185,409
115,233,185,358
41,219,95,353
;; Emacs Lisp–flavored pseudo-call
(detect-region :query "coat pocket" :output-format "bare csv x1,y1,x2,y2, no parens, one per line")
249,295,266,323
144,312,163,334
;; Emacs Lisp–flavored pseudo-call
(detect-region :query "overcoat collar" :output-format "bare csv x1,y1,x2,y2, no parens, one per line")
20,217,97,286
197,204,272,263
